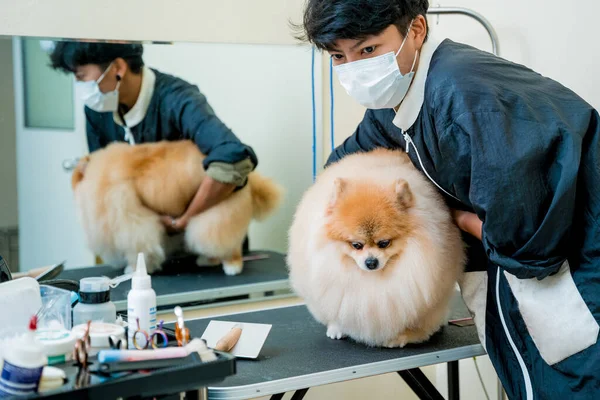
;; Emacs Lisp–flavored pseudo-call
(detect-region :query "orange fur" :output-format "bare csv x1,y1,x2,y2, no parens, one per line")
72,140,283,275
288,148,466,348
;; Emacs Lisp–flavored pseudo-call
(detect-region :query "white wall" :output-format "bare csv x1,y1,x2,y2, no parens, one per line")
0,0,304,45
13,38,94,270
0,38,18,229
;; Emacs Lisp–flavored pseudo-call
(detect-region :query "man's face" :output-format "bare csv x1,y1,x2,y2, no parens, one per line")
74,63,119,94
328,17,427,76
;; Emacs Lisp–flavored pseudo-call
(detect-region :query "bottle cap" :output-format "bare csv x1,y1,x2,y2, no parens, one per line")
131,253,151,290
79,277,111,304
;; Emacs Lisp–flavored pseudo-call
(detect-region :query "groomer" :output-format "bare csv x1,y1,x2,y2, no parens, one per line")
298,0,599,398
50,42,257,231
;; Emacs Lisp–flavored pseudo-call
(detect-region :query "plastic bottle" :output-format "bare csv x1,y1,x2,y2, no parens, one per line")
127,253,157,349
0,316,46,397
73,277,117,326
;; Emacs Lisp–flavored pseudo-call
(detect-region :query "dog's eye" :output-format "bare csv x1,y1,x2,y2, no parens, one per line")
351,242,364,250
377,240,391,249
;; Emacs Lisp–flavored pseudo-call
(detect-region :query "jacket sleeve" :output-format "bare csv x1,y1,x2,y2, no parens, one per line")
84,107,107,153
169,86,257,186
326,108,404,167
448,111,580,280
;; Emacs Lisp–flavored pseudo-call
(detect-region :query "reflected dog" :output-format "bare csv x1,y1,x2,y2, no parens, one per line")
71,140,282,275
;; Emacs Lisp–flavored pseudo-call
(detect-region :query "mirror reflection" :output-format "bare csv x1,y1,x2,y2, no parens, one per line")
0,37,320,285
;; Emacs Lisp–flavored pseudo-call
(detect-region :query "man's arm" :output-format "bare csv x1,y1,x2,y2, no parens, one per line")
448,111,581,280
162,177,236,231
163,86,256,230
85,107,106,153
326,108,404,167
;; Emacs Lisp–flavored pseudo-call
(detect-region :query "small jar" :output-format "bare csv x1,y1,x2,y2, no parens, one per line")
73,277,117,326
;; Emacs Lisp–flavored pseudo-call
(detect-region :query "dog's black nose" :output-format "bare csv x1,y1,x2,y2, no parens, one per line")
365,258,379,270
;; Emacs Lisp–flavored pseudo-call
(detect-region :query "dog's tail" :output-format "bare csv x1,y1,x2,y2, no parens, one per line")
247,172,283,221
71,156,91,189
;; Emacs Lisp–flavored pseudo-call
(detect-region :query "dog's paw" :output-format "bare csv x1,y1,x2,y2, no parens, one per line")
196,256,221,267
222,263,243,276
383,334,409,348
326,325,346,340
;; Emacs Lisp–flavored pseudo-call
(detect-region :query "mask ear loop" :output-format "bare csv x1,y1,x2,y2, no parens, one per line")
409,49,419,74
395,20,415,57
96,62,114,84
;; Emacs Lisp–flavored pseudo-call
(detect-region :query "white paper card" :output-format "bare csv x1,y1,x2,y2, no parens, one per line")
201,320,272,359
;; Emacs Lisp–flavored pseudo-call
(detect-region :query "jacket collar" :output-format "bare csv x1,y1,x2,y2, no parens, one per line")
113,66,156,128
392,35,443,132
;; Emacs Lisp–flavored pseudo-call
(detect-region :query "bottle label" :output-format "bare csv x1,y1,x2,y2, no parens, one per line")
0,360,43,397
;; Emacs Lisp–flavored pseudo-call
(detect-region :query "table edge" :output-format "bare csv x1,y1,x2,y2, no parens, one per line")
207,343,486,399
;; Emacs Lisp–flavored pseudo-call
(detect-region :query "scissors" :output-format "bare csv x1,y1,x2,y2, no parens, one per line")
72,320,92,388
132,318,169,350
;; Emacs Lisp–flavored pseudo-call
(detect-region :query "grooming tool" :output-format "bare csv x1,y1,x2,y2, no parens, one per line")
449,317,475,327
174,306,190,346
214,324,243,352
133,319,168,350
35,262,65,282
97,338,216,365
73,321,92,368
202,321,272,359
241,253,270,262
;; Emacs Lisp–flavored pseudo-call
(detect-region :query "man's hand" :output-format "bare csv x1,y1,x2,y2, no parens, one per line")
451,209,483,241
159,177,236,233
160,215,189,233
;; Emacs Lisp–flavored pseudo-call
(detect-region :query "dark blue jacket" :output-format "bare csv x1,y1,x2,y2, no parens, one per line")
327,39,600,399
85,68,257,185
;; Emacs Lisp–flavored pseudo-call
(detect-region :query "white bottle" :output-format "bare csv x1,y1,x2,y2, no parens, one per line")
0,316,46,397
73,277,117,326
127,253,157,349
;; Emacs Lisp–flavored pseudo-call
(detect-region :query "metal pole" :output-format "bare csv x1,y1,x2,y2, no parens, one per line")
427,7,500,56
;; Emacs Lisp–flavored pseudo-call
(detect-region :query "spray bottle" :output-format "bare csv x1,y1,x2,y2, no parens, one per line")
127,253,157,349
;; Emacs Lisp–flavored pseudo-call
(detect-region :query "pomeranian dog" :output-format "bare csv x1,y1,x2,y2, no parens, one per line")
71,140,282,275
288,148,465,348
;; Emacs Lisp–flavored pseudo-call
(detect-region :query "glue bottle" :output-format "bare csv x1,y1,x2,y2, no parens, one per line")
0,316,46,397
127,253,157,349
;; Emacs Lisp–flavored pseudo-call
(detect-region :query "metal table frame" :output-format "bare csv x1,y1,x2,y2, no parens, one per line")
427,6,500,56
199,304,486,400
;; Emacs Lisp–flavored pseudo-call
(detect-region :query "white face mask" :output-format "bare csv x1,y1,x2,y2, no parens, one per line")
334,23,418,109
77,63,121,113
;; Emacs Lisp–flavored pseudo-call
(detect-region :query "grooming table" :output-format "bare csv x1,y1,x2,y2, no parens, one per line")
183,294,484,400
58,251,289,312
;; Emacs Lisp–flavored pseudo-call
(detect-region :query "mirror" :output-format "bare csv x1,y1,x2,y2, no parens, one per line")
0,36,324,280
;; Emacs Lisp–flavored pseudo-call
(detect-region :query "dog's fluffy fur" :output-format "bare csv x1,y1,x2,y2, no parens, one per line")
72,140,282,275
287,149,465,348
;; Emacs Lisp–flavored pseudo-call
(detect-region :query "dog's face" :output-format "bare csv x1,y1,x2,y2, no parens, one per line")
324,178,414,272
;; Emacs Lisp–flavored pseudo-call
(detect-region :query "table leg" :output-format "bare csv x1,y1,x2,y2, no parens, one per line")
397,369,445,400
183,388,208,400
290,388,309,400
448,360,460,400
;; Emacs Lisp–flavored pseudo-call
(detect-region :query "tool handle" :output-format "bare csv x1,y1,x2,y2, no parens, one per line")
214,326,242,352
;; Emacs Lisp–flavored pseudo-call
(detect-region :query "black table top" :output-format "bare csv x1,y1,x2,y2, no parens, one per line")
57,251,289,310
27,352,236,400
183,294,485,399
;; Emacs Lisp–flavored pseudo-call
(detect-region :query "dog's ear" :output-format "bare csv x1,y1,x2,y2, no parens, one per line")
395,179,413,209
327,178,346,213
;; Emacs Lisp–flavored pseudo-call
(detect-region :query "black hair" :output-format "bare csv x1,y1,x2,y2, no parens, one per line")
49,42,145,74
295,0,429,50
